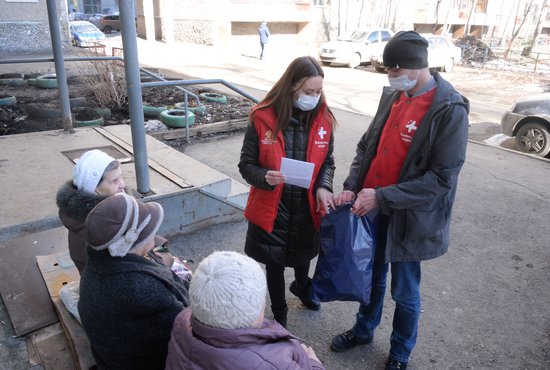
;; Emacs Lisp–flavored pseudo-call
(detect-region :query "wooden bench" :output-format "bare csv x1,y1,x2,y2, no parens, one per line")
36,252,96,370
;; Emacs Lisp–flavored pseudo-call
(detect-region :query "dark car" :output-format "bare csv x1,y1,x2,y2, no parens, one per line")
98,14,121,33
501,94,550,157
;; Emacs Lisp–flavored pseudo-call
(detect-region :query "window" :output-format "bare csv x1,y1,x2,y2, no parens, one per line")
367,31,380,43
381,31,392,42
475,0,488,13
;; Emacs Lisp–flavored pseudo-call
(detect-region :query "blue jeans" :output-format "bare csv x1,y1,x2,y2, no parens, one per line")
351,214,421,363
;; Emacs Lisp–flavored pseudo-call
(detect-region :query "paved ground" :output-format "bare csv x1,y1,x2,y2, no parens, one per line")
1,38,549,369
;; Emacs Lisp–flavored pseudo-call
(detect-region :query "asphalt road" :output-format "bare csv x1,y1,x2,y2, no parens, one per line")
0,39,548,369
156,41,550,369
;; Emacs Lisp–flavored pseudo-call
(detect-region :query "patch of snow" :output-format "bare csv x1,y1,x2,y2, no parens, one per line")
483,133,510,146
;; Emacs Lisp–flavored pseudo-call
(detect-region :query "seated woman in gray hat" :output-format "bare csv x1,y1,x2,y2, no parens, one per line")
165,250,325,370
78,193,190,370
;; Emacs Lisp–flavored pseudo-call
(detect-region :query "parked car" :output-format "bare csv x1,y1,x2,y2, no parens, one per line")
69,21,105,47
88,13,104,28
318,29,394,69
98,14,121,33
370,33,462,73
501,94,550,157
68,12,87,21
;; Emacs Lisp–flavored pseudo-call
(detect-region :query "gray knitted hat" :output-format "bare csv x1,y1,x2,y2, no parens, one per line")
190,251,267,329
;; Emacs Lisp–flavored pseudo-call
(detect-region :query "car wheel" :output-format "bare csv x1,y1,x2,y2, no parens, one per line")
515,122,550,157
104,26,112,34
348,53,361,69
443,58,454,72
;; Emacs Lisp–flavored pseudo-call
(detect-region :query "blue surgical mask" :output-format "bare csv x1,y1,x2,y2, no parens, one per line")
388,71,418,91
294,93,320,111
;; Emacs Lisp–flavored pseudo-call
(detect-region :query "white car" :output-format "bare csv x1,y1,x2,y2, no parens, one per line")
69,21,105,47
318,29,394,69
371,33,462,73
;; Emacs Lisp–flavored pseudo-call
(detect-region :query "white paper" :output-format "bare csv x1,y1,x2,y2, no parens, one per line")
280,157,314,189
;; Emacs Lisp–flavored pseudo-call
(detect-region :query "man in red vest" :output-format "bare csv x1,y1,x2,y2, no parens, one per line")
330,31,470,370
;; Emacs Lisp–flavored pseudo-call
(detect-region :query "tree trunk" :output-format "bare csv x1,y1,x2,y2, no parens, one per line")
529,0,547,52
464,0,476,36
505,0,537,59
357,0,365,29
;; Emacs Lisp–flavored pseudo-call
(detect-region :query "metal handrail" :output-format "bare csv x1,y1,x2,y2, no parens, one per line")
0,55,260,142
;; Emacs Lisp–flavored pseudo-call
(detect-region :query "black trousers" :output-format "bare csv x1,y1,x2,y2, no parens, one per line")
266,261,310,311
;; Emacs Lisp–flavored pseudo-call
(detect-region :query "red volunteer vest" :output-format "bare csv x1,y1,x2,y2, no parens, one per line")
364,89,436,188
244,104,333,233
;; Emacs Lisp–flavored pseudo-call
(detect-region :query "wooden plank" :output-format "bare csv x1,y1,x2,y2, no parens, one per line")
149,118,248,141
0,227,68,336
37,253,96,370
27,323,77,370
95,127,194,190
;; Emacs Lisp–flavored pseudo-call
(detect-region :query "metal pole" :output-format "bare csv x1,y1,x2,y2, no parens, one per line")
45,0,73,132
119,0,150,195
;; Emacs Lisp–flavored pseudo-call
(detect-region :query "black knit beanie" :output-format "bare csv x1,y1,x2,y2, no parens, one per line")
383,31,429,69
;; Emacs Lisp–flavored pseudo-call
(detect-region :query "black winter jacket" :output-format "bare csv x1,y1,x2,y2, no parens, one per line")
344,71,469,262
78,249,190,370
240,114,335,267
56,181,106,273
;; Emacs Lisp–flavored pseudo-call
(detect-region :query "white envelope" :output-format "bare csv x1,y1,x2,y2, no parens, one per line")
280,157,314,189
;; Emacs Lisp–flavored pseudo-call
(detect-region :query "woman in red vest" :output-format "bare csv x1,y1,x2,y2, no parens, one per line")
239,56,337,327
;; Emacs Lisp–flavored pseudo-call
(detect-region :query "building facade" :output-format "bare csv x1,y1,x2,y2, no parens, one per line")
1,0,548,55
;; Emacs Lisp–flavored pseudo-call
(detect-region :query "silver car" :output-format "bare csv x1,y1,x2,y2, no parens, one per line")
371,34,462,73
501,94,550,157
318,29,394,69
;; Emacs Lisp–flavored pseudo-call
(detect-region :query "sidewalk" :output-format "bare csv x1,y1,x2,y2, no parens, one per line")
1,40,549,369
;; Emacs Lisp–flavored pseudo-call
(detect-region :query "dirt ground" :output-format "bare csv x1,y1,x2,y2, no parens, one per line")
0,70,254,138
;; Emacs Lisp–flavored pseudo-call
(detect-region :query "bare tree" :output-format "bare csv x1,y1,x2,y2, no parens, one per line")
505,0,537,59
528,0,548,52
463,0,476,36
357,0,365,28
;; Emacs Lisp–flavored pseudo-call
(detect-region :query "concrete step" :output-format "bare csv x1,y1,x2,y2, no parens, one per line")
100,125,250,208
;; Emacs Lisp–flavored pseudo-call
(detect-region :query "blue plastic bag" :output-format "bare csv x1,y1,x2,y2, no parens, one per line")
311,203,375,306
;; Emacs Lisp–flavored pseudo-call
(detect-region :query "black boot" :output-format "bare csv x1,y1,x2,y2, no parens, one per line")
272,304,288,328
289,278,320,311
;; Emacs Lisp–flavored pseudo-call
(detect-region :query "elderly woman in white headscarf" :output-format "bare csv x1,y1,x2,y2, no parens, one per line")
78,193,190,370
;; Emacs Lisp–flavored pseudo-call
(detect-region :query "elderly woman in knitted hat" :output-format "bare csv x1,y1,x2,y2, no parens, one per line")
56,149,173,274
78,193,190,370
56,149,126,273
165,251,325,370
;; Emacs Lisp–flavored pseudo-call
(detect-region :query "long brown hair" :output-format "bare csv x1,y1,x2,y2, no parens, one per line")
250,56,337,136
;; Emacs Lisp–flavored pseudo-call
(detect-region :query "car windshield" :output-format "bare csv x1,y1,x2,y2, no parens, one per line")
337,31,366,42
74,24,98,33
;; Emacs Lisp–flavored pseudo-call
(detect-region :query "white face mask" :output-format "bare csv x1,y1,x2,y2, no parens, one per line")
388,71,418,92
294,93,320,111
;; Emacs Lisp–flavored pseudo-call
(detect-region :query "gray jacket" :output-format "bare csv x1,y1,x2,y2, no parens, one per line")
343,71,469,262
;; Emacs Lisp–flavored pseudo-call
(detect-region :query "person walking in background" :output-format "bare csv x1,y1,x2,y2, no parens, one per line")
165,251,326,370
258,21,270,60
78,193,190,370
329,31,469,369
238,56,337,327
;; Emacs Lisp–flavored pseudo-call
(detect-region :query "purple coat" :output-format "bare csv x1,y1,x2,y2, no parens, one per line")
165,308,325,370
